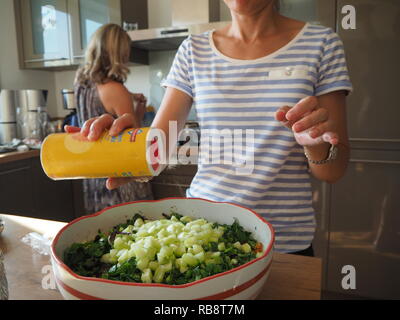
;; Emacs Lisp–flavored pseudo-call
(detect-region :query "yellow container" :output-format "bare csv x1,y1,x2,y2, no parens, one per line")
41,128,165,180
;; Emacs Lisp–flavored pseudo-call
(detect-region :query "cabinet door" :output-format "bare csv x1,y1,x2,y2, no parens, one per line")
337,0,400,140
120,0,148,30
0,160,35,215
19,0,71,67
279,0,336,28
68,0,121,64
325,152,400,299
31,157,76,222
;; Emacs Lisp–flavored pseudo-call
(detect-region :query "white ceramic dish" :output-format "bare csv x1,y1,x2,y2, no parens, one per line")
51,198,275,300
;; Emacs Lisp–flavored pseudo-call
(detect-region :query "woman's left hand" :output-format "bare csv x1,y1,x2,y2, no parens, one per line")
132,93,147,106
132,93,147,123
275,96,339,147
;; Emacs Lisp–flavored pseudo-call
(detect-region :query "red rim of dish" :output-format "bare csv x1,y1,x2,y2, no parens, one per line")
51,197,275,289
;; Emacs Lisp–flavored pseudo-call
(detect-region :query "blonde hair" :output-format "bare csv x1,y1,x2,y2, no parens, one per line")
76,24,131,86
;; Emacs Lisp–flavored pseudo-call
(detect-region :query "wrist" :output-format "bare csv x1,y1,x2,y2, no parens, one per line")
304,143,331,162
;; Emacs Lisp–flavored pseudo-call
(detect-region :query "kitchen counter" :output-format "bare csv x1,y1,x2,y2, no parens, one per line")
0,214,321,300
0,150,40,165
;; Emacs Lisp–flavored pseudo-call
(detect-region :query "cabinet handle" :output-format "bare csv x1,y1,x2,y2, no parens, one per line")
350,138,400,143
350,159,400,165
161,28,189,35
25,57,69,63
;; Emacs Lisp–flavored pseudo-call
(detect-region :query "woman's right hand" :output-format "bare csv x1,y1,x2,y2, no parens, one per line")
83,113,135,141
64,113,152,190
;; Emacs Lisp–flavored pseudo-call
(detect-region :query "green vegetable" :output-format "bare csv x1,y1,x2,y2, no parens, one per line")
63,211,262,285
63,233,111,277
102,257,142,283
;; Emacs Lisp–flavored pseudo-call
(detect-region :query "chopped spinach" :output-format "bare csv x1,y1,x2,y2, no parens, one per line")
102,258,142,283
63,234,111,277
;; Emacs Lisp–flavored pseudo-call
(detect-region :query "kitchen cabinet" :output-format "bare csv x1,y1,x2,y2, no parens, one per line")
0,155,85,222
69,0,149,65
0,159,35,217
30,157,85,222
325,155,400,299
14,0,149,69
150,165,197,199
317,0,400,300
15,0,71,68
68,0,121,65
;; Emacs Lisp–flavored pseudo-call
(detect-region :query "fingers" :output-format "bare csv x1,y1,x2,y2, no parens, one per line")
81,117,99,138
309,122,340,145
64,125,81,133
132,93,146,104
322,132,339,145
87,114,115,141
275,106,294,129
276,96,340,147
77,113,137,142
292,107,329,133
109,113,138,136
286,96,318,122
106,178,131,190
106,176,152,190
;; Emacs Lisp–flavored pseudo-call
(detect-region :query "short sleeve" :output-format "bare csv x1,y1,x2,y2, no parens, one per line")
315,30,353,96
162,38,193,98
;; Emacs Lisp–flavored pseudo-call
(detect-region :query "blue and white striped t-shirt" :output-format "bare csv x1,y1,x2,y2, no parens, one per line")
163,23,352,253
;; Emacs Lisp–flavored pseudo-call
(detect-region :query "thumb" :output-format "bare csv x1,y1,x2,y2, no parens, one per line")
275,106,294,129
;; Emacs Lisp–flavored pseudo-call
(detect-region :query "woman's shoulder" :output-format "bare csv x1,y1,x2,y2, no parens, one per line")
96,80,130,104
180,32,212,51
97,80,128,93
306,23,336,36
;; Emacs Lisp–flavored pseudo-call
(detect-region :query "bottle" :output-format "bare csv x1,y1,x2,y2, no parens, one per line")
41,128,165,180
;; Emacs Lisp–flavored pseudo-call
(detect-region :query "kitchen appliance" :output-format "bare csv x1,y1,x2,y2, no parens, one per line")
61,89,76,111
0,123,17,145
128,0,229,51
16,89,48,111
51,198,274,300
0,90,17,144
15,89,48,140
61,89,79,129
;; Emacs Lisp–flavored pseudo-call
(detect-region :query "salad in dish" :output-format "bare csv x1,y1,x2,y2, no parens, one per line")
63,212,264,285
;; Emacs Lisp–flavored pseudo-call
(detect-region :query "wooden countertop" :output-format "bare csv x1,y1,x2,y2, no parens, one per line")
0,214,321,300
0,150,40,165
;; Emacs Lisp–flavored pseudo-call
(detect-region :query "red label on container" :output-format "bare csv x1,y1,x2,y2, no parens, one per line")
150,137,160,172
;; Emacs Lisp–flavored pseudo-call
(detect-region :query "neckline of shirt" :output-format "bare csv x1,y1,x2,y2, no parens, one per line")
208,22,309,64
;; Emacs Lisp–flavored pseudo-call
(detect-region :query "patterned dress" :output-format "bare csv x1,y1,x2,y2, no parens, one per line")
74,81,153,214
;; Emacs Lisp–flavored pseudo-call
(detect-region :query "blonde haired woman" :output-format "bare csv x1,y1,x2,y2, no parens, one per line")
74,23,153,214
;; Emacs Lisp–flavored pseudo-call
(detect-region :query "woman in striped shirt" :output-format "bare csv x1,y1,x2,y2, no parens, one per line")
71,0,352,255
